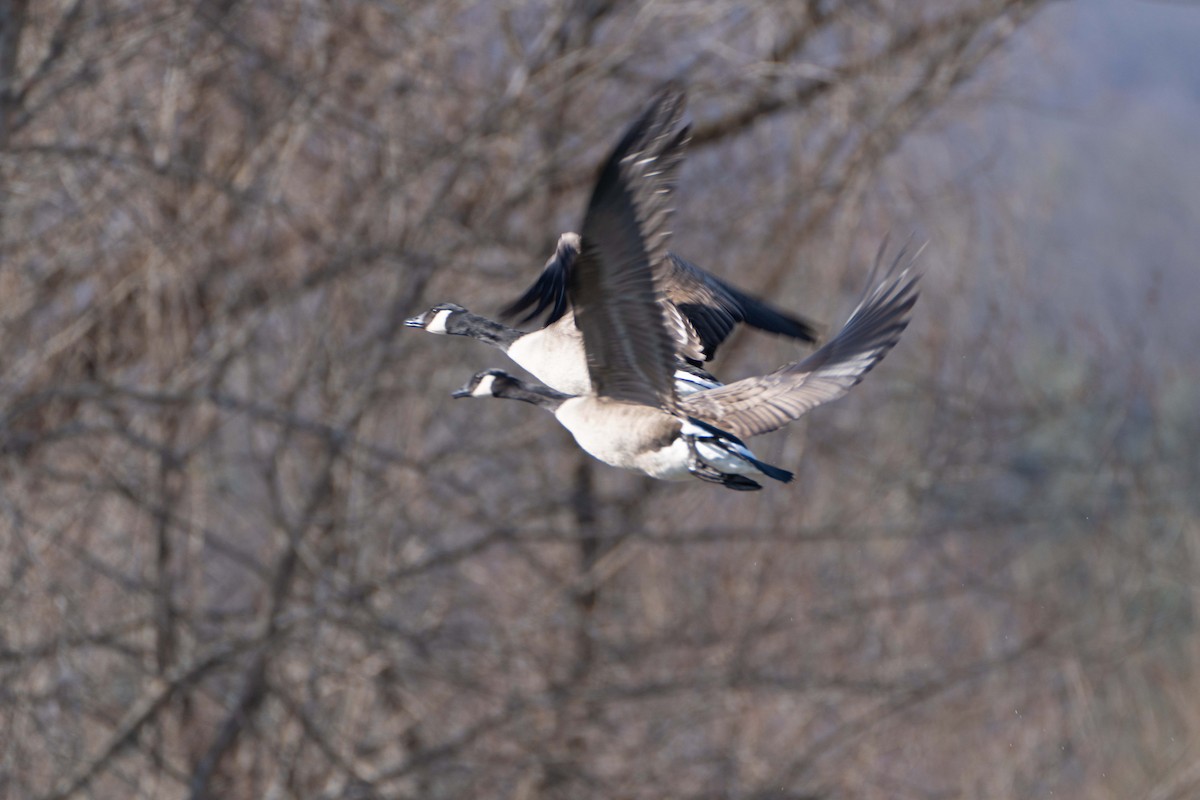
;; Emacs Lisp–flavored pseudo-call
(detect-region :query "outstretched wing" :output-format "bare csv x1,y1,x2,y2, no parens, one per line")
664,252,821,362
502,243,822,362
499,232,580,326
568,85,690,408
681,242,921,439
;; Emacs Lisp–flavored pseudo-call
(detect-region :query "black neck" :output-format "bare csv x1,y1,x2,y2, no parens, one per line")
457,313,523,349
499,378,572,410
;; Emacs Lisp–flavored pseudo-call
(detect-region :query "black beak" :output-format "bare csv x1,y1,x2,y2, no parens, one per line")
451,388,472,399
403,314,426,328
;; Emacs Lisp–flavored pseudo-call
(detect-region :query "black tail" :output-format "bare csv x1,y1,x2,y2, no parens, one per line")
743,455,794,484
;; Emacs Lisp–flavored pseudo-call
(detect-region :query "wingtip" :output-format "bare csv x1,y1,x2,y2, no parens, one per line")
858,236,926,315
607,83,690,170
650,80,688,117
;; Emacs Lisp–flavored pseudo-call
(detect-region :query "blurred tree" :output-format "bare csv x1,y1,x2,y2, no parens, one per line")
2,2,1197,800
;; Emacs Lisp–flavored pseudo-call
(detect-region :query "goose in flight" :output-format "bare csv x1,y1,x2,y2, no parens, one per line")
452,87,920,490
405,111,819,396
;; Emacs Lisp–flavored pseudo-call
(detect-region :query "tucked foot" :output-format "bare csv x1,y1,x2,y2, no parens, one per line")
720,474,762,491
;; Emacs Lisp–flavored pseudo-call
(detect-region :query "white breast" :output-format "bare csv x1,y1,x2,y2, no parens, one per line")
505,323,590,395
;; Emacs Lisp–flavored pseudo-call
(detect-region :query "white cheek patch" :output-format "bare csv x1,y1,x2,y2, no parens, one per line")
426,308,454,334
472,374,497,397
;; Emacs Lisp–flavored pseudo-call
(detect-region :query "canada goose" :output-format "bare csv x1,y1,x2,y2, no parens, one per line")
451,87,921,490
453,368,789,491
405,117,819,397
456,245,918,490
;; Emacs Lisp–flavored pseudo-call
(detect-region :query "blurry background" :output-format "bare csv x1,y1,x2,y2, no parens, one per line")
1,1,1198,798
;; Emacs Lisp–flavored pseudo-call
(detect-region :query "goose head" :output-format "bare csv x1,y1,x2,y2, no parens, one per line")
451,369,517,399
451,369,571,409
404,303,469,335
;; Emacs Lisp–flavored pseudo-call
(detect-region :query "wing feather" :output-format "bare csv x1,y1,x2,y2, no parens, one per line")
569,86,690,408
680,242,921,439
503,245,823,363
499,233,579,325
664,253,821,361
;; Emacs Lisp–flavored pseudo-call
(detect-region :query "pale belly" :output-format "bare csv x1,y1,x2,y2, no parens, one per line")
554,399,690,480
631,438,694,481
552,399,765,482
